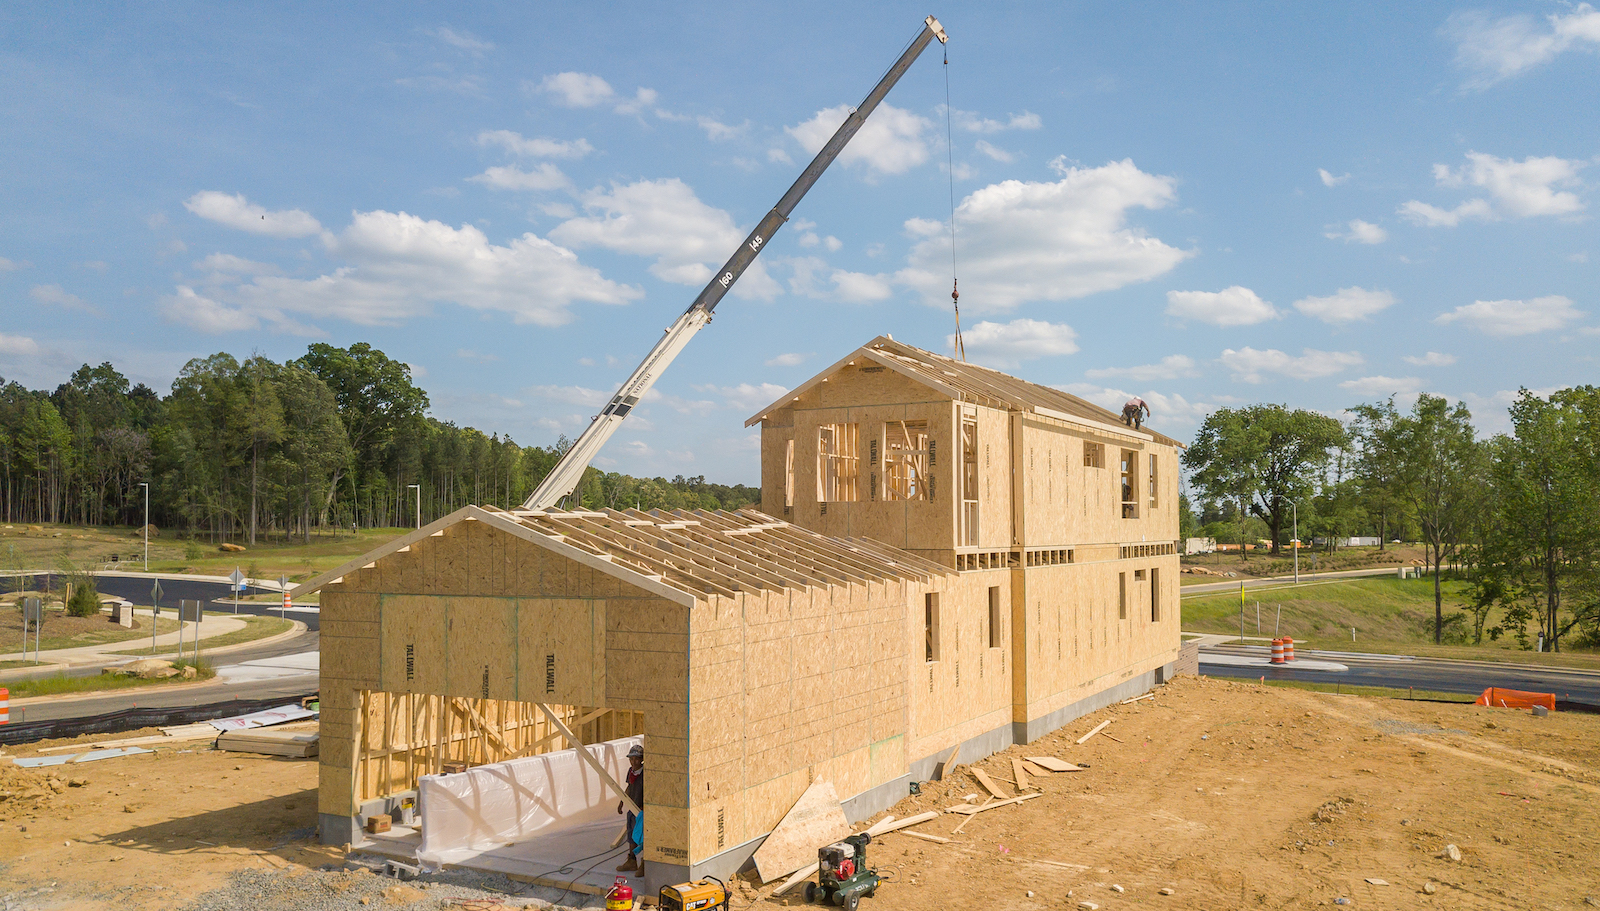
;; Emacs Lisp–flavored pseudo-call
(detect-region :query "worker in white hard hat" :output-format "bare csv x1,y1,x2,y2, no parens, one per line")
617,743,645,873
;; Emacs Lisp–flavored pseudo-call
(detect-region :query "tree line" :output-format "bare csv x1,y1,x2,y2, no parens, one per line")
0,343,758,544
1182,388,1600,651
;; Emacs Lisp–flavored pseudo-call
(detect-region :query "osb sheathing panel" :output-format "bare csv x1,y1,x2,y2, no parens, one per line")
684,580,913,862
905,568,1013,763
1018,418,1182,549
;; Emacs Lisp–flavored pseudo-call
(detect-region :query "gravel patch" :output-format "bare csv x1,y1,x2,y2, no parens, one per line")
180,864,611,911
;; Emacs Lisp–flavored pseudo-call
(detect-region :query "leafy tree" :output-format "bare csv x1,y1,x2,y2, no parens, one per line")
1348,399,1406,550
1182,404,1347,556
1393,394,1481,644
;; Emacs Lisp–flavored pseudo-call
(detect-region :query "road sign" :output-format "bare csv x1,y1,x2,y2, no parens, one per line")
179,599,203,623
22,597,42,624
150,578,163,604
228,568,245,592
278,575,288,590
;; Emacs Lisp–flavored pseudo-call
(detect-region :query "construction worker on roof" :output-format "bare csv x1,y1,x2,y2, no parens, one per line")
617,743,645,874
1121,397,1150,430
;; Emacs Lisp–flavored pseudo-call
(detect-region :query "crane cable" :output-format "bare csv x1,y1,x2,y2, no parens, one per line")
943,43,963,362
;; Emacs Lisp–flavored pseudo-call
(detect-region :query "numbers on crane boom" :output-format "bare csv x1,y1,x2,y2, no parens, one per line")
748,234,764,252
719,271,734,288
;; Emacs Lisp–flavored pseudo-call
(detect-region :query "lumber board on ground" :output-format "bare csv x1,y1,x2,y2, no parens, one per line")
1011,756,1030,790
1076,720,1112,744
944,793,1040,816
972,768,1010,800
933,742,961,781
771,812,937,897
1021,760,1052,777
752,780,851,884
1025,756,1083,772
217,730,319,758
897,831,950,844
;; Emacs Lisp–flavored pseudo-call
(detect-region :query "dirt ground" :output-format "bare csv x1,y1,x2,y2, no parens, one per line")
3,676,1598,910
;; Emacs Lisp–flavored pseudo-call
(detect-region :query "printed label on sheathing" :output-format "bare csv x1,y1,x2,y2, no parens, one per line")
869,472,877,501
655,846,689,860
868,439,878,466
545,654,556,693
928,439,937,466
481,665,490,699
405,644,415,681
717,806,725,849
928,475,937,502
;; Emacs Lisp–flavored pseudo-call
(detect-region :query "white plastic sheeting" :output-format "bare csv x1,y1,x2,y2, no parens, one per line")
416,735,642,868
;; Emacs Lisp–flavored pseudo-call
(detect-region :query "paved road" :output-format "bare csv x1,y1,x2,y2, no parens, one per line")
7,571,318,630
13,673,320,723
1201,645,1600,704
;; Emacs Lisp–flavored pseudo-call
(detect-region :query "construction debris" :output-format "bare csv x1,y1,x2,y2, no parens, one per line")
1026,756,1086,772
1076,720,1113,745
215,730,318,758
971,768,1011,800
751,780,850,884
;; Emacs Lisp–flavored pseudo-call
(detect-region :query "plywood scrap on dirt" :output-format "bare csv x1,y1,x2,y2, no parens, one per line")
1021,760,1052,777
1011,756,1031,790
216,730,319,758
934,742,961,781
945,793,1040,816
1025,756,1085,772
971,768,1010,800
752,779,851,884
771,811,939,896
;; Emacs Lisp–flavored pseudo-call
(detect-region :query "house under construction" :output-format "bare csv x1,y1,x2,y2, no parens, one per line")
299,335,1183,892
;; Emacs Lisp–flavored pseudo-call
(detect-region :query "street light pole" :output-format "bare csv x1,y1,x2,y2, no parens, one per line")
1292,500,1299,584
139,481,149,572
408,484,420,529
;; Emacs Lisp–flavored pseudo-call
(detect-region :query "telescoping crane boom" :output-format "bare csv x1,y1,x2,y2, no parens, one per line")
522,15,948,511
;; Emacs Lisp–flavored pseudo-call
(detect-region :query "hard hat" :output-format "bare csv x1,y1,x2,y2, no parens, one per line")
628,744,644,758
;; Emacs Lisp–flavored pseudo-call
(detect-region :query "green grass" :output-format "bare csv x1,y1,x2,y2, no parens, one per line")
5,658,216,699
107,613,295,656
1179,543,1429,583
0,658,49,670
0,607,183,652
1183,575,1600,669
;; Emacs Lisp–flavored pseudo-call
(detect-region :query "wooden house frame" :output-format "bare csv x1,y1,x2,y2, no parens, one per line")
302,335,1182,891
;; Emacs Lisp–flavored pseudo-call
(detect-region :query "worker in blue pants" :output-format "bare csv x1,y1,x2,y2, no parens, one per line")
616,744,645,873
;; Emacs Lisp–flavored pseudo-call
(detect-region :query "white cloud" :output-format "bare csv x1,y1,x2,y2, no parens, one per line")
1054,383,1215,427
184,191,322,238
1084,354,1198,382
161,285,261,333
767,148,793,165
194,253,282,276
695,116,746,141
193,209,639,330
0,333,41,356
974,140,1014,163
429,26,493,53
1447,4,1600,88
28,284,97,313
1398,198,1495,227
1324,219,1387,244
898,159,1189,310
1338,375,1425,396
613,87,658,116
786,103,930,176
1403,351,1457,367
538,71,615,107
1434,296,1584,336
549,178,779,299
694,382,791,412
1293,286,1396,324
955,318,1079,368
0,257,26,271
1165,286,1278,326
1219,347,1364,383
166,239,188,254
475,130,592,159
765,352,810,367
468,163,572,192
1401,152,1586,225
946,108,1042,133
1319,169,1350,187
528,384,612,409
829,270,893,303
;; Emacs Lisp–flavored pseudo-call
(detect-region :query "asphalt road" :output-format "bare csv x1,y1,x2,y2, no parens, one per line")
1202,646,1600,704
7,571,318,630
1181,565,1407,595
14,671,320,723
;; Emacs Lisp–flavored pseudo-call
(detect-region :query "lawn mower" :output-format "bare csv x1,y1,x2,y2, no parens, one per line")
804,833,879,910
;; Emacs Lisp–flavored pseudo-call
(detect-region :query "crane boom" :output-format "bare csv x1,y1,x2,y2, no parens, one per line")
524,15,948,510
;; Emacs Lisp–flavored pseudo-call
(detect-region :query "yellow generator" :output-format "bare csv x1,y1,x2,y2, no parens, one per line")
659,877,730,911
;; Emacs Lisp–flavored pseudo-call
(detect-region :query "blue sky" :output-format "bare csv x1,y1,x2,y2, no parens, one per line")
3,2,1597,485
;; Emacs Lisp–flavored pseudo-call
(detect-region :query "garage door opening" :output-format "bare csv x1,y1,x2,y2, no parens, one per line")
352,690,645,894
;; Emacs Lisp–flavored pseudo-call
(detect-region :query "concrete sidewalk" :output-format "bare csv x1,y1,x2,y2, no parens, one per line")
0,608,245,673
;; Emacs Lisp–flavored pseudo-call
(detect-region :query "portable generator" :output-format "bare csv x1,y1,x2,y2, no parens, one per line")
660,876,729,911
804,832,879,910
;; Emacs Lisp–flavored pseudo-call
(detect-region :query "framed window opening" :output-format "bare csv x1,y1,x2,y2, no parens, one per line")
817,423,860,502
925,592,941,663
1118,571,1127,620
783,438,794,511
1120,449,1140,519
1150,567,1161,621
960,419,979,546
1084,441,1105,469
987,586,1002,649
1148,452,1159,510
885,420,930,501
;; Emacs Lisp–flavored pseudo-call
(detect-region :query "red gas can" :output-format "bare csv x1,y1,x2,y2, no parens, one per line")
606,875,634,911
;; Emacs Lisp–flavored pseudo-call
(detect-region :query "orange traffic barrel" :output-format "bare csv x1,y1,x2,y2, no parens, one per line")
0,687,8,724
1270,639,1285,664
1283,639,1295,661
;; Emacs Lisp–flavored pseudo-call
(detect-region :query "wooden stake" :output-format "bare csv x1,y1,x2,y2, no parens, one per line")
1076,720,1112,745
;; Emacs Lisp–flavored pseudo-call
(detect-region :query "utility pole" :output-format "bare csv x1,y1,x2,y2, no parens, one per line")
408,484,420,529
1291,500,1299,584
139,481,149,572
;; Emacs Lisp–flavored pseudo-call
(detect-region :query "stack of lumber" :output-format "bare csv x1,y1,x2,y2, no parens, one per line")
216,729,319,758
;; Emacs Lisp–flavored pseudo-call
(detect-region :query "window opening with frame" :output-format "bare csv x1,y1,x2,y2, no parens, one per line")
925,592,941,662
1120,449,1140,519
1148,452,1159,510
885,420,930,501
1118,572,1127,620
783,438,794,510
817,423,860,502
987,586,1002,649
1150,567,1161,621
1084,441,1105,469
960,419,979,546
